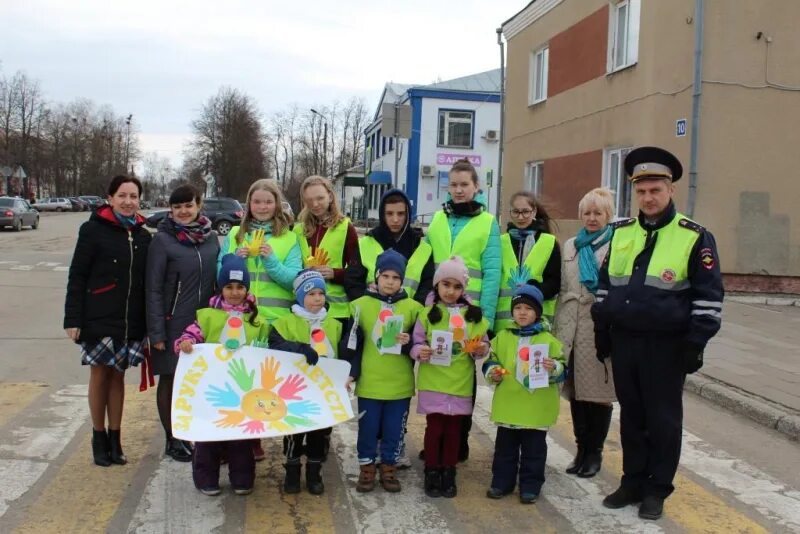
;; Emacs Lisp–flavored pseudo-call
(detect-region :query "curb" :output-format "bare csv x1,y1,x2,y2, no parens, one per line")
727,295,800,306
685,374,800,441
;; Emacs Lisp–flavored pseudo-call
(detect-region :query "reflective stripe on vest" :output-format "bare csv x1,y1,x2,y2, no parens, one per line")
403,240,431,295
427,210,494,306
358,235,383,284
226,226,297,322
294,218,350,318
608,214,700,291
494,232,556,330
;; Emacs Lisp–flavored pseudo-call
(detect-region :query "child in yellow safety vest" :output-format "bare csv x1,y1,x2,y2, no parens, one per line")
410,256,490,498
482,284,566,504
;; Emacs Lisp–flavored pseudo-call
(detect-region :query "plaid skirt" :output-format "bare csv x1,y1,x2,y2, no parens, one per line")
80,337,145,372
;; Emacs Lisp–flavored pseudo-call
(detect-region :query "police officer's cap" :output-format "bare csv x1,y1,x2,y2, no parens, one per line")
624,146,683,183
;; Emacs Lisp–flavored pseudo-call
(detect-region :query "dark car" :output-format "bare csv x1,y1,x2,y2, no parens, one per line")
67,197,89,211
145,197,243,235
0,197,39,231
78,195,105,209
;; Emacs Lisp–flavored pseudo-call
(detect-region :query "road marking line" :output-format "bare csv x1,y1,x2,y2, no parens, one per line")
9,265,34,271
35,262,60,267
332,414,451,533
0,386,88,461
53,266,68,271
0,459,48,517
14,387,160,533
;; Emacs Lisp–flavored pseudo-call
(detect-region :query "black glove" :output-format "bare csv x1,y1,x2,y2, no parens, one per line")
300,345,319,366
683,343,704,374
595,331,611,363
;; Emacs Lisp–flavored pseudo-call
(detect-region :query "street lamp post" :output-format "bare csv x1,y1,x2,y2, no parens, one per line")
125,114,133,175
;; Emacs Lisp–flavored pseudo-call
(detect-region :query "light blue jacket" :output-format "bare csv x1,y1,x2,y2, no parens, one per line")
217,228,303,292
425,192,502,326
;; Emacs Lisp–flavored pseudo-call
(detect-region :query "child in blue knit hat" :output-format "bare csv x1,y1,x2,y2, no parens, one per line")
347,248,423,493
481,283,566,504
268,268,346,496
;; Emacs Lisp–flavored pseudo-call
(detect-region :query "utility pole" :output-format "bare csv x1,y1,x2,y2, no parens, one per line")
125,114,133,175
393,102,400,189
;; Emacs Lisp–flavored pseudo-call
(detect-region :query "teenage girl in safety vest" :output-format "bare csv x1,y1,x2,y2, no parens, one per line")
494,191,561,332
422,158,501,462
294,175,362,320
219,179,302,324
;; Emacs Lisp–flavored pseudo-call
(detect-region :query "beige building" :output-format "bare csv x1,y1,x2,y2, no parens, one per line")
501,0,800,291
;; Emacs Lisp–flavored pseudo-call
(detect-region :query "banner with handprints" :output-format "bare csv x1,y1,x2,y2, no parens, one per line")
171,344,354,441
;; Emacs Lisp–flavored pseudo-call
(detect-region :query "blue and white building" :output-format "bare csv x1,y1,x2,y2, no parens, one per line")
362,69,501,222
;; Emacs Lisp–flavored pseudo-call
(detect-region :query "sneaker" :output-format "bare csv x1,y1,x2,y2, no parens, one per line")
486,487,512,499
396,453,412,470
233,487,254,496
520,492,539,504
602,486,643,509
199,486,221,496
638,496,664,520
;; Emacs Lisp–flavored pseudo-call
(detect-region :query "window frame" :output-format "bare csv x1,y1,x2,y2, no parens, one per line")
602,146,633,217
524,161,544,196
437,109,475,149
528,45,549,105
607,0,640,73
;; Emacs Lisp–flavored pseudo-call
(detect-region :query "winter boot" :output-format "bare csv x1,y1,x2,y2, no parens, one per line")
356,463,377,493
424,468,442,498
107,429,127,465
379,463,401,492
440,467,457,498
91,429,111,467
566,400,588,475
165,438,192,462
283,462,302,494
578,403,612,478
306,460,324,495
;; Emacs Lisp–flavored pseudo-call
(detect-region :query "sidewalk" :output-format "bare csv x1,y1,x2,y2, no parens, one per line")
686,300,800,440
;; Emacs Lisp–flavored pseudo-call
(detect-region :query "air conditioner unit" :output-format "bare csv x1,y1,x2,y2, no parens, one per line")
421,165,435,177
483,129,499,141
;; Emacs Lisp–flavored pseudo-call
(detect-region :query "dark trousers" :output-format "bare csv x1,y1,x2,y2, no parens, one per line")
491,427,547,495
284,428,329,462
357,397,410,465
424,414,463,468
611,331,685,499
193,440,255,490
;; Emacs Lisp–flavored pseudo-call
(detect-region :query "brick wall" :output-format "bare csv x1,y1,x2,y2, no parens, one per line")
548,6,609,98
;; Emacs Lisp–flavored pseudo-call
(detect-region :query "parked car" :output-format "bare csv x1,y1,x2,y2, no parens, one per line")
78,195,105,209
67,197,89,211
144,197,243,235
33,197,73,212
0,197,39,231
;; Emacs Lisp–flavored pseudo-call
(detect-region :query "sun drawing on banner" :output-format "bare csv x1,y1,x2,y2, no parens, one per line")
204,355,321,434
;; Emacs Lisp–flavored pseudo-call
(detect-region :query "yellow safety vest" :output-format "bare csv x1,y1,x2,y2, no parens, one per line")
495,233,557,331
294,218,350,319
359,235,429,298
225,226,298,323
426,210,494,305
608,214,700,290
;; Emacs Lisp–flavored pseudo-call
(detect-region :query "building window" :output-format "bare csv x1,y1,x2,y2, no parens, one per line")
524,161,544,196
603,147,633,217
608,0,640,72
389,137,394,152
528,46,549,105
437,110,474,148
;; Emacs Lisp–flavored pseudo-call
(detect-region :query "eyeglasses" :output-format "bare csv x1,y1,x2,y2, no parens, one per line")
510,209,534,217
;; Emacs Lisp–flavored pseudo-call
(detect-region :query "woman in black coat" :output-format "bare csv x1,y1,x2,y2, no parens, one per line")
146,184,219,461
64,175,151,467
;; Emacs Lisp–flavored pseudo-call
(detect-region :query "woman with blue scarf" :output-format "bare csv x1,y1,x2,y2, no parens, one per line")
554,188,617,479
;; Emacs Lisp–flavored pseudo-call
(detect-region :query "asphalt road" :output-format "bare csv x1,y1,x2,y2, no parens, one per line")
0,212,798,533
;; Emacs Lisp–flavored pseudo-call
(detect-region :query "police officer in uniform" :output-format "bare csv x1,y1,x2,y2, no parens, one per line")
591,147,724,520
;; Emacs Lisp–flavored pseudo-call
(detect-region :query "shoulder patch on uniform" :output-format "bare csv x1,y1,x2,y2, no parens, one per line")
679,218,705,233
611,218,636,229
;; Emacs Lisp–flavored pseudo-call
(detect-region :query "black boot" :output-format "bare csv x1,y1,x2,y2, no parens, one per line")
283,462,302,494
458,416,471,462
566,400,588,475
107,429,127,465
92,429,111,467
424,468,442,498
306,461,324,495
578,404,612,478
165,437,192,462
440,467,457,498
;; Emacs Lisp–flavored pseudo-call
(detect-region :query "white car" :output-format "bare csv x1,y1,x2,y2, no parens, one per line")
33,197,73,212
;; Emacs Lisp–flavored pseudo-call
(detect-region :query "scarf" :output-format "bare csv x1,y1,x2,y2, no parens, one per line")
113,211,137,228
170,215,212,246
249,220,272,232
291,304,328,328
574,225,613,294
508,225,537,261
512,318,548,337
444,199,483,217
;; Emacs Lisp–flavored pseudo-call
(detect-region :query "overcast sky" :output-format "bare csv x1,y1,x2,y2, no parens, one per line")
3,0,524,167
